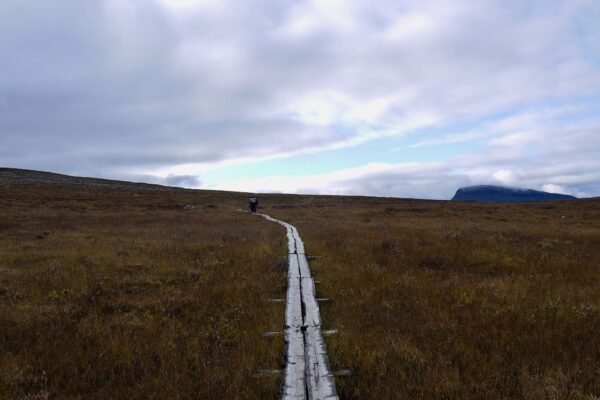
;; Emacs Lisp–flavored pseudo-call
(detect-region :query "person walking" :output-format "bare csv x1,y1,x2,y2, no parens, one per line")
249,195,258,213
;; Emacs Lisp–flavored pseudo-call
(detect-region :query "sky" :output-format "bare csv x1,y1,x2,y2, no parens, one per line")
1,0,600,199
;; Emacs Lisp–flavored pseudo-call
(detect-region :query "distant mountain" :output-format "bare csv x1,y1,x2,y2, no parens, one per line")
451,185,576,202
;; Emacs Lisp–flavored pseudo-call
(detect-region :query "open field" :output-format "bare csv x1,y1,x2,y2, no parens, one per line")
0,183,287,399
2,176,600,399
261,195,600,399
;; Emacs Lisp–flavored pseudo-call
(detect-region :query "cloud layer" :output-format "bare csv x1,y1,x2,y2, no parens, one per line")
1,0,599,197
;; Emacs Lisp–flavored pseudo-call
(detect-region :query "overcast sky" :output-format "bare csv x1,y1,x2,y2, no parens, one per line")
1,0,600,198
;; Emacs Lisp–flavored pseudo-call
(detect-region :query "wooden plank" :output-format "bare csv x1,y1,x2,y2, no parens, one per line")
288,254,301,279
283,328,306,399
285,257,302,329
298,255,312,278
254,369,283,377
262,331,284,337
304,325,338,400
292,227,305,254
284,246,305,398
299,255,337,399
257,213,338,400
300,276,321,327
287,226,296,254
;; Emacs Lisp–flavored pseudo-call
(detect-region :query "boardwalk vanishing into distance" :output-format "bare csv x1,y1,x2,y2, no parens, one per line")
258,213,339,400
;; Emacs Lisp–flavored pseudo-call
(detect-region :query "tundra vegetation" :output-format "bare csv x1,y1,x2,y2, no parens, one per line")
263,195,600,399
0,184,286,399
1,181,600,399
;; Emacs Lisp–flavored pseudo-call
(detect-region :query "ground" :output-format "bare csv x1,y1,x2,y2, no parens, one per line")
263,195,600,399
0,184,285,399
1,181,600,399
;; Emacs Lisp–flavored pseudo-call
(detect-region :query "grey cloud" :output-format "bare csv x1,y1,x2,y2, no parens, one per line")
1,0,599,194
164,174,202,188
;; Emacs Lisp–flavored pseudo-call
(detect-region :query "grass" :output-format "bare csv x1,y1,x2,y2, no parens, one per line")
262,196,600,399
0,185,287,399
2,183,600,399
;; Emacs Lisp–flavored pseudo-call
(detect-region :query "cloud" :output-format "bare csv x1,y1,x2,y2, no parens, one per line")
211,114,600,199
541,184,568,195
0,0,599,196
402,105,587,149
164,174,202,188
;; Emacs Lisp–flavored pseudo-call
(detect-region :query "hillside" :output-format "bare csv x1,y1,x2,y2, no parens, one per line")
452,184,576,202
0,168,177,190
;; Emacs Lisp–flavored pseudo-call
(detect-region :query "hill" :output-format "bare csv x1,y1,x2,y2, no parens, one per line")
0,167,176,190
452,184,576,202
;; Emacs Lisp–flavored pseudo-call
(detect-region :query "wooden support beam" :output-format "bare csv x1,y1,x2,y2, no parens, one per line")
253,369,283,378
262,331,284,337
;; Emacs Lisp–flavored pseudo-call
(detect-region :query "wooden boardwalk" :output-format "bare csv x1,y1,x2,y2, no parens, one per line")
258,214,339,400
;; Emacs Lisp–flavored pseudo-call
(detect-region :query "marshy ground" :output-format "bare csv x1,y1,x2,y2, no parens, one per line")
1,181,600,399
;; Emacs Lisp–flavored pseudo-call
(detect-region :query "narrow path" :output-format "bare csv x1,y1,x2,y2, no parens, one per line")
258,213,339,400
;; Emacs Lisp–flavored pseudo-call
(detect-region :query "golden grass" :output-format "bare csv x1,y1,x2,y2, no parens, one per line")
0,185,287,399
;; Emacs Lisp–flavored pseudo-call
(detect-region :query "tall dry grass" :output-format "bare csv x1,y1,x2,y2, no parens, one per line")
263,196,600,399
0,185,287,399
4,183,600,399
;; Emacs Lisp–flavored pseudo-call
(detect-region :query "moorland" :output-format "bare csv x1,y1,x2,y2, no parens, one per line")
1,170,600,399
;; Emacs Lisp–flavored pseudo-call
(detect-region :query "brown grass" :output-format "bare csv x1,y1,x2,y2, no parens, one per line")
0,185,287,399
3,183,600,399
262,196,600,399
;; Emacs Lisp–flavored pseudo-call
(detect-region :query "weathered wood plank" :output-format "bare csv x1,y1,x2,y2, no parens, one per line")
292,228,305,254
285,267,302,328
299,256,337,399
304,325,338,400
283,327,306,399
257,213,338,400
263,331,284,337
298,255,312,278
284,252,305,398
287,227,296,254
254,369,283,377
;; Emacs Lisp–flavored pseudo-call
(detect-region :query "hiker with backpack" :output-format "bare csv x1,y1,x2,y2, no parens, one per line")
249,195,258,213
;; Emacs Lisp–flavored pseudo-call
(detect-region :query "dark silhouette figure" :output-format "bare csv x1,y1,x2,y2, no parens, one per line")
249,196,258,213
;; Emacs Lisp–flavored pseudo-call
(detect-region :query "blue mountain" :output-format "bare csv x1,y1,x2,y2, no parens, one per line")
451,185,576,202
